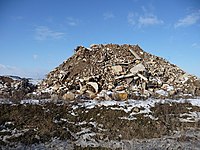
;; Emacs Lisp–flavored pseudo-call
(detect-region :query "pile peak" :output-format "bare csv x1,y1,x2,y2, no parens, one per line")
37,44,200,100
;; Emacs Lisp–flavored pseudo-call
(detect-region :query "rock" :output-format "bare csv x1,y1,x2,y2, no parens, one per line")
51,94,59,100
52,84,60,91
111,65,123,75
115,73,135,80
194,80,200,87
130,63,146,74
115,85,125,91
179,73,190,83
195,88,200,96
129,49,141,59
79,85,87,94
62,92,75,101
169,90,176,96
86,90,97,99
137,73,148,81
194,80,200,96
112,91,128,100
87,82,98,93
133,107,140,113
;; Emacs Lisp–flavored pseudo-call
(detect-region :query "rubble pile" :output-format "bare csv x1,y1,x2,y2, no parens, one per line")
37,44,200,100
0,76,36,100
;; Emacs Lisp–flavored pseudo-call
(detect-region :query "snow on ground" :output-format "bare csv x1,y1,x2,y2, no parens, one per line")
29,79,42,85
1,98,200,149
179,112,200,123
1,98,200,123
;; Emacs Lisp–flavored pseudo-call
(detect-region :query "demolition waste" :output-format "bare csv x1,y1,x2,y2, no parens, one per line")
0,44,200,100
0,76,35,100
36,44,200,100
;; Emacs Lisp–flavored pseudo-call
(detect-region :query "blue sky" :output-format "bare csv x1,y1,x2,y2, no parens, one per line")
0,0,200,78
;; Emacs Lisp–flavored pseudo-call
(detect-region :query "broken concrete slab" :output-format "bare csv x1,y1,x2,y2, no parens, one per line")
129,49,141,60
130,63,146,74
87,82,99,93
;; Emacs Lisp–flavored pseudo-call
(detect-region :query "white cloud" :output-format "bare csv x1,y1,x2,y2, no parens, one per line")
35,26,64,40
127,12,163,27
103,12,115,20
0,64,24,77
127,13,137,25
175,10,200,28
192,42,200,49
66,17,80,26
138,14,164,27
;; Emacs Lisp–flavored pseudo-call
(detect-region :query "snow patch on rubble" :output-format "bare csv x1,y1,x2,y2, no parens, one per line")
20,99,40,105
179,112,200,123
186,99,200,107
81,99,158,113
155,89,168,96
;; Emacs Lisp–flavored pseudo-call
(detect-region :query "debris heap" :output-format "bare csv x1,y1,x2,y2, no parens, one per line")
0,76,36,100
37,44,200,100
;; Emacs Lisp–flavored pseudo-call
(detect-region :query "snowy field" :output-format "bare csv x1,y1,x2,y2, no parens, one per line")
1,98,200,149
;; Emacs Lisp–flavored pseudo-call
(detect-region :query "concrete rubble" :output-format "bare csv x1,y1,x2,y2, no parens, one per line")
34,44,200,100
0,76,36,100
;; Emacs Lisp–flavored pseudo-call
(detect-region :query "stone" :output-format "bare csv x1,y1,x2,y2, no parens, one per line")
87,82,98,93
115,85,125,91
111,65,123,75
79,85,87,94
52,84,60,91
112,91,128,100
133,107,140,113
62,92,75,101
51,94,59,100
130,63,146,74
129,49,141,59
115,73,135,80
195,88,200,96
108,83,114,90
137,73,148,81
125,78,133,84
179,73,190,83
86,90,97,99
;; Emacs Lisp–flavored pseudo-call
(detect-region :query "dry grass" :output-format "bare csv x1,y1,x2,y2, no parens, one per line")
0,100,200,148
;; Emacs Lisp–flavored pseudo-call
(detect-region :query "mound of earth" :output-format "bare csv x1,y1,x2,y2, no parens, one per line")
36,44,200,100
